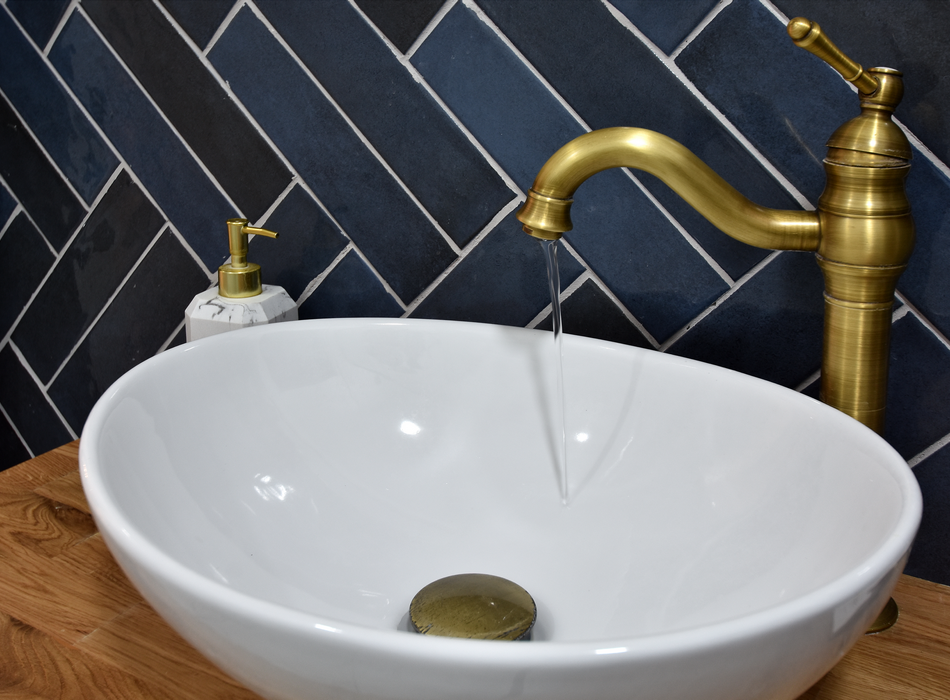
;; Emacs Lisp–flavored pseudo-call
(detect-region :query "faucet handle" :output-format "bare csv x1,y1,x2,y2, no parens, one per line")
787,17,880,96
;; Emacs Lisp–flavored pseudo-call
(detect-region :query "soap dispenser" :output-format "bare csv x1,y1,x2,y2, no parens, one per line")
185,218,298,342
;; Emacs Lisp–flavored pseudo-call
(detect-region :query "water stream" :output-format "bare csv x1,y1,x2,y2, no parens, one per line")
540,239,569,505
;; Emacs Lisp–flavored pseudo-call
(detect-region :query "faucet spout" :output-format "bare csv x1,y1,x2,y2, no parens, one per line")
516,127,820,252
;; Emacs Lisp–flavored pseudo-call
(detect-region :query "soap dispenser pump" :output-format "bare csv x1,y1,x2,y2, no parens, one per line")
185,218,298,342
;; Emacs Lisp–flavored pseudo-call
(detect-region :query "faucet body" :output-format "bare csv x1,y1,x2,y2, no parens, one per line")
516,19,914,435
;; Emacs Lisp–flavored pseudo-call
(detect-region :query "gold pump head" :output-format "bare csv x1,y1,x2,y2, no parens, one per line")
218,218,279,299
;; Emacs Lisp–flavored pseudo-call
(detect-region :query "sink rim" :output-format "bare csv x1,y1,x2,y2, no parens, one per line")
78,317,923,665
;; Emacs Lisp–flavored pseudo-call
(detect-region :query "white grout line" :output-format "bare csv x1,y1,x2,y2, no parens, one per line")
601,0,815,213
794,368,821,393
669,0,733,61
244,0,463,257
0,201,22,243
157,319,186,353
42,0,81,55
44,223,171,389
908,431,950,469
894,291,950,352
0,82,90,222
0,400,34,459
74,2,245,217
204,0,246,55
295,243,355,309
0,166,127,349
526,270,592,329
348,0,524,198
7,340,79,440
659,250,784,352
405,0,458,59
401,196,523,316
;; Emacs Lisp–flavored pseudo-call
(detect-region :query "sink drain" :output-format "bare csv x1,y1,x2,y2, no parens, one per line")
409,573,536,641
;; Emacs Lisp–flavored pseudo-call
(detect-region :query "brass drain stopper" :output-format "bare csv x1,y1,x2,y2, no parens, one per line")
409,573,536,640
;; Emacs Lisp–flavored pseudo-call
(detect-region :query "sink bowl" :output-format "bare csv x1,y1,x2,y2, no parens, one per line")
79,318,921,700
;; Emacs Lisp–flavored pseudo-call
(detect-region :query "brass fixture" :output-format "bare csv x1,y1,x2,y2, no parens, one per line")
516,17,914,437
409,573,537,640
218,218,280,298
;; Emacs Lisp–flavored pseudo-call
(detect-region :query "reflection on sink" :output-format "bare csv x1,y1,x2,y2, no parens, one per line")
79,318,921,700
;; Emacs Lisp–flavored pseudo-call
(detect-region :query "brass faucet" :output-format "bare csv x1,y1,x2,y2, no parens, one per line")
516,17,914,436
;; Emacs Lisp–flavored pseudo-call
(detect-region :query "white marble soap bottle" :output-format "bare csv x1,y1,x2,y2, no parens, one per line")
185,218,298,342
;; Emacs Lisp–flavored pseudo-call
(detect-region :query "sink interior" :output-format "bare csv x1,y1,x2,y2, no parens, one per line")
92,319,908,643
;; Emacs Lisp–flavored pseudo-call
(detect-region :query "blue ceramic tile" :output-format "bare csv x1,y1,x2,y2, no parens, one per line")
669,251,825,388
0,213,55,338
0,9,118,206
897,152,950,340
5,0,69,47
0,344,73,456
0,408,31,472
677,0,854,205
411,212,584,328
298,250,403,320
883,314,950,460
773,0,950,169
49,12,234,270
256,0,512,248
82,0,291,223
0,95,85,251
254,186,350,301
477,0,796,282
610,0,719,55
49,230,209,433
160,0,234,49
904,442,950,586
0,183,15,226
209,6,457,304
536,279,652,349
353,0,445,53
13,172,165,384
414,2,728,342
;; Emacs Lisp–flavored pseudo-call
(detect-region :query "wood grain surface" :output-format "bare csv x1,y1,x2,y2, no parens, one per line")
1,442,948,699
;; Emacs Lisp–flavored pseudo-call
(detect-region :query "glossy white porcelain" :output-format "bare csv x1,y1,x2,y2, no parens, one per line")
79,318,921,700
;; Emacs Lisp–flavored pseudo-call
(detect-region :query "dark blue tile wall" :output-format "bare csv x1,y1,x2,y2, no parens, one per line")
1,0,949,586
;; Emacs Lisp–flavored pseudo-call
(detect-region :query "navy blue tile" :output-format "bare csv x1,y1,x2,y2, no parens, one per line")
49,230,209,433
669,251,825,388
774,0,950,169
209,6,457,304
0,213,55,338
49,12,234,270
904,443,950,586
897,152,950,340
610,0,718,55
884,314,950,460
5,0,69,47
0,345,73,456
478,0,799,282
13,172,165,384
0,409,31,472
0,95,85,251
537,279,652,349
254,186,349,301
354,0,445,53
566,168,729,343
166,325,187,351
160,0,234,49
256,0,512,248
0,9,118,206
411,212,584,328
0,183,15,226
677,0,855,205
82,0,291,223
413,2,728,342
298,250,404,320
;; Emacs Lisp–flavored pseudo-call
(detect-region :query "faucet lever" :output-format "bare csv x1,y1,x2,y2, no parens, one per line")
787,17,880,96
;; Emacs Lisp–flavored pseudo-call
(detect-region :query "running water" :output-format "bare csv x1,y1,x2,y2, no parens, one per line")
540,239,569,505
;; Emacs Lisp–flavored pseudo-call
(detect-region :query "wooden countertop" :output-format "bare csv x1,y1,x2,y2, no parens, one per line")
2,442,948,699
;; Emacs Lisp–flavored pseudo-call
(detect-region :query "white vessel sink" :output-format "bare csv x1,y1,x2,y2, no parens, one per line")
79,318,921,700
